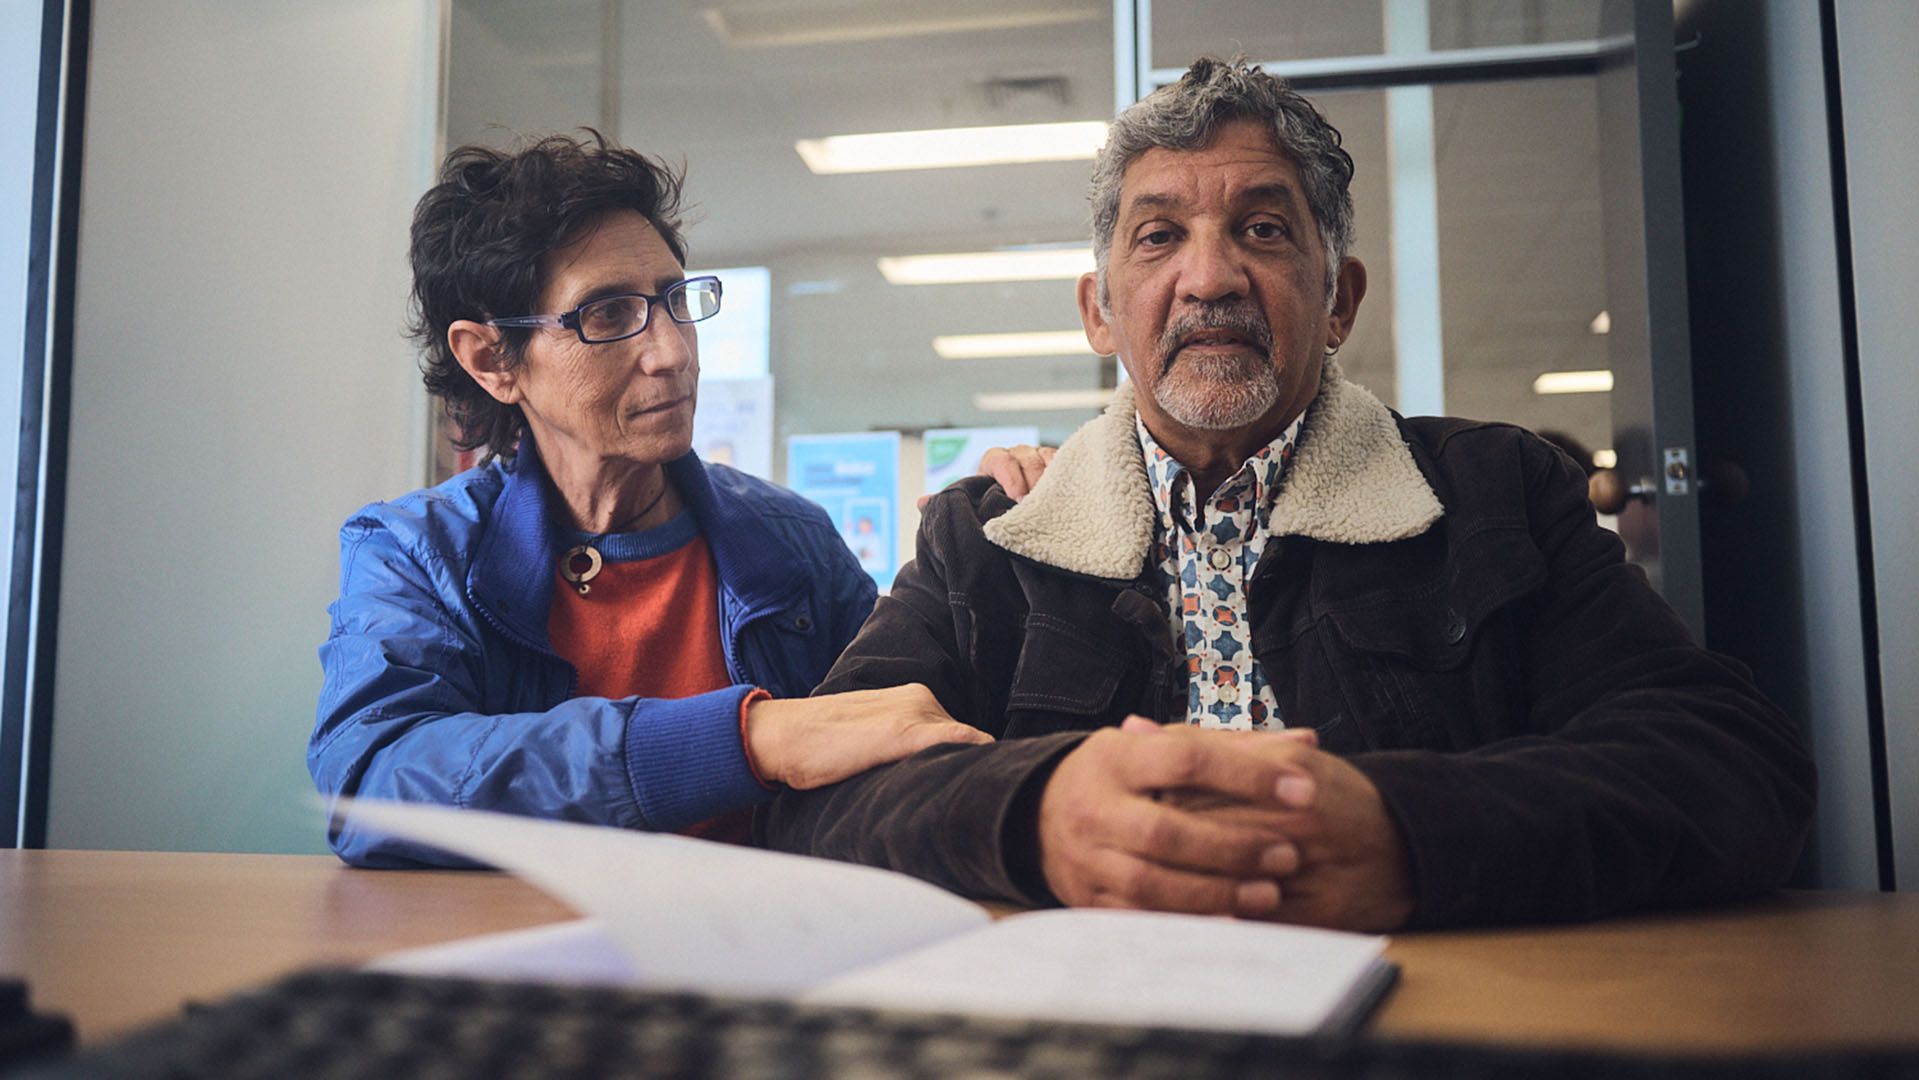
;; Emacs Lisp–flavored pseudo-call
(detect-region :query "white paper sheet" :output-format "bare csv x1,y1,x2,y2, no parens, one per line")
373,919,637,986
344,799,1394,1037
802,907,1390,1036
336,799,990,996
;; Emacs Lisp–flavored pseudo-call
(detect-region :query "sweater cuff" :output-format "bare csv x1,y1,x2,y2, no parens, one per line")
738,688,775,789
624,685,774,831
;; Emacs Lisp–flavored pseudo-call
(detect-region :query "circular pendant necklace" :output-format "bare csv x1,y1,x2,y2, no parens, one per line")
558,545,604,595
558,477,670,596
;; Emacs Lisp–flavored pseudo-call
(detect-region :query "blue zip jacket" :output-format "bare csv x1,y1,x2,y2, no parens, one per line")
310,444,877,866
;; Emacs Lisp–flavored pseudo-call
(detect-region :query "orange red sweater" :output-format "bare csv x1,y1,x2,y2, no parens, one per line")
548,524,762,842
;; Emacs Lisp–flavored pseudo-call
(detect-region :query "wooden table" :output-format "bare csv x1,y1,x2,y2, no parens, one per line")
5,849,1916,1053
1,850,573,1044
1378,890,1919,1051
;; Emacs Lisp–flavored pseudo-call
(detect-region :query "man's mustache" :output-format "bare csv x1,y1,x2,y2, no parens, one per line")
1155,303,1275,374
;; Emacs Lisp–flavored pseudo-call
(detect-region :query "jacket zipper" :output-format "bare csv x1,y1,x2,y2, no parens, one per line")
721,583,806,690
469,590,579,700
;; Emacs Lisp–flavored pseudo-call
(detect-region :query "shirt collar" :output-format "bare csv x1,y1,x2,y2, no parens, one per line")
1135,411,1306,533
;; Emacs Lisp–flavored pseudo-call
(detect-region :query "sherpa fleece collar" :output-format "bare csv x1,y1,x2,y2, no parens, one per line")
981,362,1445,580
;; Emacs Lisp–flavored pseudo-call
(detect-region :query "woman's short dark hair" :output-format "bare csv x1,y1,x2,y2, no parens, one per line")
408,130,689,461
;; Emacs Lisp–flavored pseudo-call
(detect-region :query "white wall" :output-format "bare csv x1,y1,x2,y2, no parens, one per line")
45,0,441,852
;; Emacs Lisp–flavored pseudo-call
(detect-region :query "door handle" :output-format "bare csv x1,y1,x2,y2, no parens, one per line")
1588,470,1654,514
1588,462,1748,513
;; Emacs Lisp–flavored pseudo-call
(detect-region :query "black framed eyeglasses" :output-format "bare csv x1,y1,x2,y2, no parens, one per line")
486,275,723,344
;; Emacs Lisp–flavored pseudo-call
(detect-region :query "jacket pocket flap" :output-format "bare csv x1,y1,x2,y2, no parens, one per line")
1007,613,1125,715
1326,526,1545,669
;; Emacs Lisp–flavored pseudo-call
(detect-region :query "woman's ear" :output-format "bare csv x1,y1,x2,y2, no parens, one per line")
448,320,521,405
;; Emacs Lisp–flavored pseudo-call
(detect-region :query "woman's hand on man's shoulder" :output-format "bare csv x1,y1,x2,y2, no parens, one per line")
742,684,992,790
916,445,1056,510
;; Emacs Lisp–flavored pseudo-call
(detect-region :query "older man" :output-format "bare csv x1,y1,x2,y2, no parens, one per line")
757,58,1813,930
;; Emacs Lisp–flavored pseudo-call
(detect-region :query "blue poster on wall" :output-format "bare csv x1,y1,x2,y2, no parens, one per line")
786,432,901,590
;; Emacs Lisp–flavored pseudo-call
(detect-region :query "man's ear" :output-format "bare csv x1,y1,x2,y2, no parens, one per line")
1326,257,1368,350
448,320,522,405
1076,272,1118,357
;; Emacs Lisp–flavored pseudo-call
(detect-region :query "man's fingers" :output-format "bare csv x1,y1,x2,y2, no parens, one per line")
1123,716,1318,750
1080,847,1282,917
1100,795,1301,877
1109,729,1318,808
1041,728,1323,918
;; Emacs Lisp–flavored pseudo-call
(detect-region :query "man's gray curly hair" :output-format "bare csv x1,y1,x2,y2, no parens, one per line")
1090,56,1355,309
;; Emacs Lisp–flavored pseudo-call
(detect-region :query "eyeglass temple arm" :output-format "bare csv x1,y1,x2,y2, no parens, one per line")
484,314,569,329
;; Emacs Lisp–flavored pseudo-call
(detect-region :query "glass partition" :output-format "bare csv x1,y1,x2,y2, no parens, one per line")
445,0,1115,577
443,1,1624,575
1148,1,1616,471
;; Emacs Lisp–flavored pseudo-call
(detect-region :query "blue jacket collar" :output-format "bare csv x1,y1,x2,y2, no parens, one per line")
662,451,810,613
468,441,809,653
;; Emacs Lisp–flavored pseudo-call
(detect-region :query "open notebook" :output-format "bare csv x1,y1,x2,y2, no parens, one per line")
339,799,1399,1039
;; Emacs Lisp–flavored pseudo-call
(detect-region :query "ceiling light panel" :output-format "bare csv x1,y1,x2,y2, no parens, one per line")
795,121,1108,174
879,248,1095,285
1532,370,1614,395
933,330,1096,359
704,0,1100,48
974,389,1114,412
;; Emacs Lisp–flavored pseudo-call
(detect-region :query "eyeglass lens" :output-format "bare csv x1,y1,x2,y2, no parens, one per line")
669,278,722,323
576,279,722,343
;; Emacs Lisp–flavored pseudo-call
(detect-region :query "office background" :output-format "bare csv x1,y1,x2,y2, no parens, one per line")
1,0,1912,894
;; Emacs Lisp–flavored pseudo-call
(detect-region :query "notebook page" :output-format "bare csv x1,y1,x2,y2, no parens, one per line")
802,907,1390,1036
336,798,991,996
373,918,638,986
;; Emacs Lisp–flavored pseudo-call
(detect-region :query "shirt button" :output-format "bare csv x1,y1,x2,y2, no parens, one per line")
1209,549,1233,570
1217,684,1239,704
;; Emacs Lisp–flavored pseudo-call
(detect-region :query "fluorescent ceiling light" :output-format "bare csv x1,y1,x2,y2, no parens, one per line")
796,121,1107,174
1533,370,1615,395
1589,310,1611,335
974,389,1114,412
1592,448,1618,469
704,2,1098,47
933,330,1095,359
879,248,1095,285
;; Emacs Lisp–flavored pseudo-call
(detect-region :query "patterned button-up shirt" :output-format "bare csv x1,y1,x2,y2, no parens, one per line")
1138,413,1303,730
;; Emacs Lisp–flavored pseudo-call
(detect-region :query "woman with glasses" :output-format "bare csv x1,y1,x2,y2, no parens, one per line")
310,133,991,866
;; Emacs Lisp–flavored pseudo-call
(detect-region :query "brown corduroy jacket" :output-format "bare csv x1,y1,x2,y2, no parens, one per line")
757,372,1815,928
